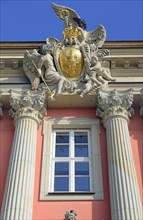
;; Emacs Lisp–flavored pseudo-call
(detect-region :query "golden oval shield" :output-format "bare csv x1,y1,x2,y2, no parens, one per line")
59,47,84,79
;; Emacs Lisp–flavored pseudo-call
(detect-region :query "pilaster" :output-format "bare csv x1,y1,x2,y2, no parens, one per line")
0,89,47,220
97,89,143,220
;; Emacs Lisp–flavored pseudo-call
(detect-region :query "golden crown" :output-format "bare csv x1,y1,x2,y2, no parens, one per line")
63,27,81,39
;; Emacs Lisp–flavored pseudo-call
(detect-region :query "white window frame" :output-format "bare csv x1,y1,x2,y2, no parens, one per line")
40,118,104,200
51,129,92,192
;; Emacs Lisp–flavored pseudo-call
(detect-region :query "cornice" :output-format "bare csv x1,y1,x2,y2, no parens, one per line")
0,41,143,108
0,41,143,49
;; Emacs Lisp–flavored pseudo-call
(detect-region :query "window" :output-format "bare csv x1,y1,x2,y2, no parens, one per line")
51,130,91,192
40,118,104,200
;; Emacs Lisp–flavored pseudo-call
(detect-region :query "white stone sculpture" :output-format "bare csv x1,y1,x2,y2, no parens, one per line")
23,3,115,99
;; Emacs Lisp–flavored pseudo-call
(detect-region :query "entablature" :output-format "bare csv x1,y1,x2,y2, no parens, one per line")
0,41,143,108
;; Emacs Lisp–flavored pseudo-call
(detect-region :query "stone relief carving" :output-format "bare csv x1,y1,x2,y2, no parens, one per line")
65,210,77,220
96,89,134,122
23,3,115,100
9,90,47,124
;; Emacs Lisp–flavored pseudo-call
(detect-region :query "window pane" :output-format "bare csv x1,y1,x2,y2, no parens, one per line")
55,162,69,175
75,177,90,191
54,177,69,191
75,145,88,157
56,133,69,143
55,145,69,157
75,162,89,175
74,132,88,143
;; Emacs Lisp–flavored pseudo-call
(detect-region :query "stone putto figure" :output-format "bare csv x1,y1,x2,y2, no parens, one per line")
65,210,77,220
23,3,115,99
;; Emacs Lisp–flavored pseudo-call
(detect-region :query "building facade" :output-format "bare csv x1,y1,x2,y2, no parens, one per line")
0,3,143,220
0,40,143,220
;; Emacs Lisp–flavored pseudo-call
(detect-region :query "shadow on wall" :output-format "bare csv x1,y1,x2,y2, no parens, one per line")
92,125,111,220
129,108,143,204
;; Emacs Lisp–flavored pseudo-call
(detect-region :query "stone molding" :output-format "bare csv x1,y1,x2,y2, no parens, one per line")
96,89,134,123
40,118,104,201
1,56,142,70
140,88,143,116
9,89,47,126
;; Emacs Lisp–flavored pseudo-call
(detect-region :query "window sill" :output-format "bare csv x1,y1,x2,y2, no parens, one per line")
40,191,104,201
48,192,95,195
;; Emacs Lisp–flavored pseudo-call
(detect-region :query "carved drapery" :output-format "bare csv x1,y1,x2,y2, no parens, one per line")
0,90,47,220
97,89,143,220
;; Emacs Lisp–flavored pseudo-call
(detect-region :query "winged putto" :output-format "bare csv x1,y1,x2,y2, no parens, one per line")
23,3,115,99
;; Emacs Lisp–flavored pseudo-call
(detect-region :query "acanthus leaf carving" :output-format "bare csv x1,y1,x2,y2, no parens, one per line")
9,90,47,125
96,89,134,123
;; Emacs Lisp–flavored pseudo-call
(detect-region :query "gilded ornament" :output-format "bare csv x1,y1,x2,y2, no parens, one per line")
59,47,84,79
63,27,81,39
23,3,115,99
59,9,70,19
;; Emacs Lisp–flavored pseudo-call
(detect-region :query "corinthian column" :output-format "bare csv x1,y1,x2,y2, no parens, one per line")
97,89,143,220
0,90,47,220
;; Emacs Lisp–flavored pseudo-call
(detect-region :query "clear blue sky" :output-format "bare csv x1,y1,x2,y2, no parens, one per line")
0,0,143,42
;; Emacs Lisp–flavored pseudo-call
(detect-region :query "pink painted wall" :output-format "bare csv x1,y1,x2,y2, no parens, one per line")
129,108,143,206
32,108,111,220
0,108,142,220
0,110,14,209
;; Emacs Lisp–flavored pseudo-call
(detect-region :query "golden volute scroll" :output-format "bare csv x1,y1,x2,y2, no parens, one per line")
59,47,84,79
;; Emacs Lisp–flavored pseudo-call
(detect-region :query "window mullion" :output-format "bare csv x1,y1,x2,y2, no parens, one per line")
70,130,74,158
70,130,75,192
50,131,56,192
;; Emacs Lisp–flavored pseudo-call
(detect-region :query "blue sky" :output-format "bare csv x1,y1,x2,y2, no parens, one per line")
0,0,143,41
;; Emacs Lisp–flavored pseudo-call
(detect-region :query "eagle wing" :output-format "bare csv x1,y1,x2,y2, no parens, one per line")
23,50,41,90
46,37,59,46
97,48,110,58
86,25,106,47
51,3,80,20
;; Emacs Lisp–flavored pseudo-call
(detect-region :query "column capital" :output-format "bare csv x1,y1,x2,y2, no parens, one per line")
96,89,134,123
140,88,143,116
9,89,47,126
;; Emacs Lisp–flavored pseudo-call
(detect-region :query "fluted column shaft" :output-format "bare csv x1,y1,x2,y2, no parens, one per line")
97,89,143,220
0,90,46,220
